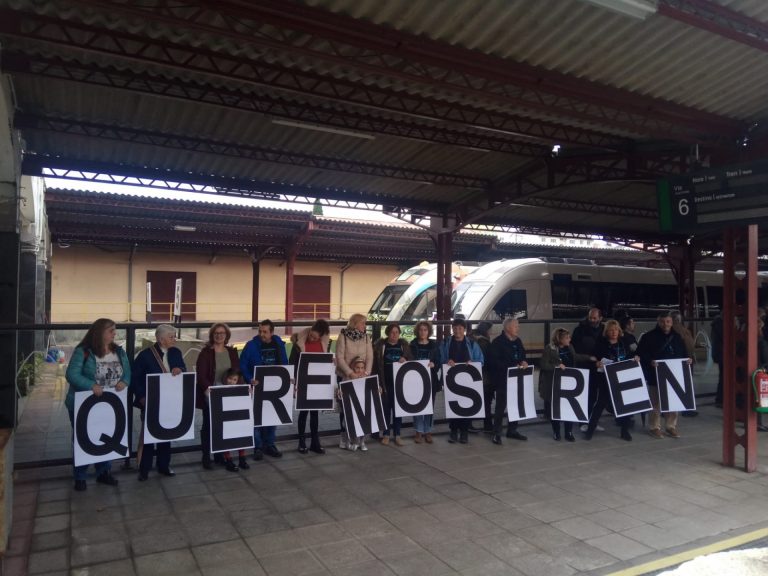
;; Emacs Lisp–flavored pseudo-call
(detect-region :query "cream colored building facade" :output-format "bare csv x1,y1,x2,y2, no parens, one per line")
51,245,400,323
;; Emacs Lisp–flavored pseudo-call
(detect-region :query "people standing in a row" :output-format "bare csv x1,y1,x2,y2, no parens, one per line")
490,317,528,445
240,319,288,460
410,320,441,443
441,318,484,444
65,318,131,491
196,322,240,470
291,319,331,455
374,323,413,446
132,324,186,481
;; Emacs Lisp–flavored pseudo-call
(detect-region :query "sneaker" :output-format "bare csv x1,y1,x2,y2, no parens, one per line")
492,434,502,445
96,473,118,486
649,429,664,439
394,436,404,447
359,440,368,452
339,438,348,450
225,460,239,472
414,432,423,444
238,458,250,470
595,424,605,432
349,442,359,451
74,479,87,492
579,424,588,433
424,433,433,444
380,436,390,446
581,423,604,433
621,429,633,442
665,428,681,438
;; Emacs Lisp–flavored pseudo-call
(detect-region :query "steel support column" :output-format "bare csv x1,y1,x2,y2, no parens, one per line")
667,241,697,323
434,230,454,340
722,225,758,472
251,255,260,324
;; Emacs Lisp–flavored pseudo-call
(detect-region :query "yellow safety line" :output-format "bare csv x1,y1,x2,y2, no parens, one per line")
604,526,768,576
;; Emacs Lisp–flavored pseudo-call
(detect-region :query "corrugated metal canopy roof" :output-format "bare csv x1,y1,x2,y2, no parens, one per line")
3,0,768,253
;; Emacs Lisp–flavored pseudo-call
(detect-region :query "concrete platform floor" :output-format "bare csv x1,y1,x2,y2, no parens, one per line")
5,402,768,576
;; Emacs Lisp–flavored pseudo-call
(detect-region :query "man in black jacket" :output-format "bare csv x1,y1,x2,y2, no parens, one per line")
572,308,605,432
637,312,691,439
490,318,529,445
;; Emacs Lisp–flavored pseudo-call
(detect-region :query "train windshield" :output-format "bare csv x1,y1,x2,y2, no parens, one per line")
452,281,491,319
369,285,409,317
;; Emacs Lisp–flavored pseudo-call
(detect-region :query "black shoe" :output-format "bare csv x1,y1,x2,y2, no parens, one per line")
459,430,468,444
138,471,148,482
158,469,176,477
565,432,576,442
238,458,250,470
309,444,326,455
298,439,308,454
202,458,213,470
582,429,593,441
264,445,282,458
492,434,502,445
225,460,239,472
74,479,87,491
252,449,264,461
96,473,118,486
553,431,561,441
621,429,633,441
448,429,458,444
507,431,527,441
681,411,698,417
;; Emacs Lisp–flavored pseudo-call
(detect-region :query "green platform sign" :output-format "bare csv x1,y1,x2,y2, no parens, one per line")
658,160,768,234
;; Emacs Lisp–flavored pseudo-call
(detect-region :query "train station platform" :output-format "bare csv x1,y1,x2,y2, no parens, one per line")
4,367,768,576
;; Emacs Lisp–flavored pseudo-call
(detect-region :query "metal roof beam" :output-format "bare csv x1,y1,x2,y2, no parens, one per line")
3,53,548,157
0,9,625,152
23,155,448,215
52,0,744,142
17,113,491,189
659,0,768,53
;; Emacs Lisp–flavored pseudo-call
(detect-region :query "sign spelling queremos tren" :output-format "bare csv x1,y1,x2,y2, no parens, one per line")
443,362,485,419
551,367,590,423
506,366,537,422
143,372,197,444
252,365,294,426
73,387,129,466
208,384,255,453
392,360,433,418
656,358,696,412
339,375,386,438
604,360,652,417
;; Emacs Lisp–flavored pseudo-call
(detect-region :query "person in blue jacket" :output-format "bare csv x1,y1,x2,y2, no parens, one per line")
130,324,186,481
65,318,131,492
240,319,289,460
440,318,484,444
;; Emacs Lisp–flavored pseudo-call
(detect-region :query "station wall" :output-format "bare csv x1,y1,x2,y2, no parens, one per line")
51,245,400,322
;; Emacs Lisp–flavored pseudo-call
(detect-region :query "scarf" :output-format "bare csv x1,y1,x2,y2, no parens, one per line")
341,328,367,342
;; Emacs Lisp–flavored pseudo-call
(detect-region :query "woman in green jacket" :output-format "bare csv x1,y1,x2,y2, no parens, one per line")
65,318,131,491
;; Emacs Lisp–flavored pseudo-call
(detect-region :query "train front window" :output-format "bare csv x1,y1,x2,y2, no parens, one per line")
489,289,528,320
452,282,491,319
369,285,408,316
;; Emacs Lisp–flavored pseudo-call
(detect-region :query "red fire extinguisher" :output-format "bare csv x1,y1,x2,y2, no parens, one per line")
753,369,768,412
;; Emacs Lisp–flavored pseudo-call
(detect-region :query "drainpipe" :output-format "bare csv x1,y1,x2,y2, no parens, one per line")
339,263,352,319
128,244,137,321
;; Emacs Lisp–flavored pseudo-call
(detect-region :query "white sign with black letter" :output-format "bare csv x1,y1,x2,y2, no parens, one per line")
506,366,537,422
392,360,433,417
143,372,197,443
340,375,386,438
551,367,590,423
73,388,129,466
605,360,652,417
208,385,254,453
443,362,484,419
295,353,335,411
656,358,696,412
253,365,294,427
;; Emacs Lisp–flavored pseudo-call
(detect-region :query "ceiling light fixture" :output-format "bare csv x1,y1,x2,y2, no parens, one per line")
582,0,657,20
173,225,196,232
271,119,376,140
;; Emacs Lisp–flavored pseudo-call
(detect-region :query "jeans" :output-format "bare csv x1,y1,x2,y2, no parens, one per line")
253,426,276,450
68,409,111,480
413,414,433,433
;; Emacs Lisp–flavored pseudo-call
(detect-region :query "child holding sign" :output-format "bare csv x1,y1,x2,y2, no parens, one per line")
219,368,250,472
342,357,371,451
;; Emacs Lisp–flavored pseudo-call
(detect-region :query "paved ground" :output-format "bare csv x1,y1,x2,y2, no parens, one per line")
5,365,768,576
